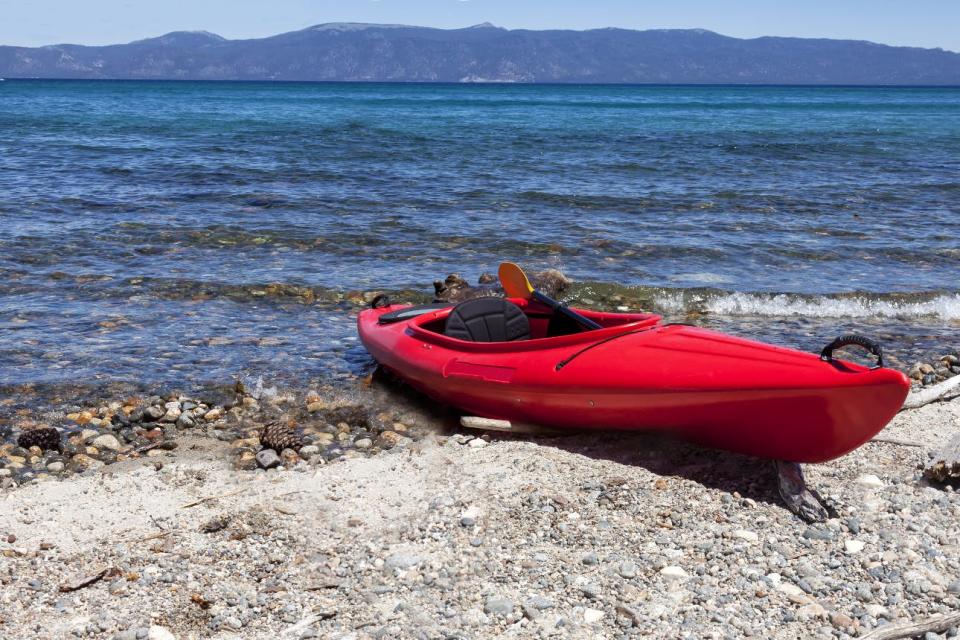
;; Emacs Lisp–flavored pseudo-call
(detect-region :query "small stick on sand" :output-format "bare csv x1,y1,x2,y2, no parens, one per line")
123,531,173,544
179,488,244,509
869,437,923,447
59,567,120,592
859,611,960,640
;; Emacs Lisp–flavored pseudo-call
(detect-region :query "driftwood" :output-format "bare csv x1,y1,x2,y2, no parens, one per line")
774,460,831,523
924,433,960,484
860,611,960,640
459,416,562,435
901,375,960,410
59,567,120,592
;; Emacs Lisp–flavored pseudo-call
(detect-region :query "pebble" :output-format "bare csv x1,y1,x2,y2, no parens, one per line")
483,596,514,616
527,596,554,610
733,529,759,543
385,553,422,570
92,434,122,452
468,438,488,449
844,539,866,554
354,438,372,450
660,566,689,581
857,474,885,489
147,627,176,640
255,449,281,470
617,561,637,578
584,608,604,623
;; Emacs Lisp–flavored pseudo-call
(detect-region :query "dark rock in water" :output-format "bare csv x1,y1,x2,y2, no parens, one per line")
433,269,571,303
0,425,11,441
321,405,370,429
200,387,240,410
16,428,62,452
259,422,303,452
433,274,498,303
142,405,165,421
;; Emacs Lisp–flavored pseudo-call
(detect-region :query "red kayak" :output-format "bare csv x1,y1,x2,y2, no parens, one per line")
358,297,910,463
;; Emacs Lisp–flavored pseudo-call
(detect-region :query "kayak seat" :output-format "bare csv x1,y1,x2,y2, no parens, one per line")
445,297,531,342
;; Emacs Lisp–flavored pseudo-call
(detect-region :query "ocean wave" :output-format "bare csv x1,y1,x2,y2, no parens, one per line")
651,290,960,321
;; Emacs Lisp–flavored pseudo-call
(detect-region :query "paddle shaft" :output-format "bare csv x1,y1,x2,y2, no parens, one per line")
531,290,602,330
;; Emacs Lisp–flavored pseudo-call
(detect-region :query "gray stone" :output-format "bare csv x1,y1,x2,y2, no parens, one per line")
947,580,960,594
385,552,422,570
484,596,515,616
527,595,555,610
256,449,281,469
581,583,601,599
802,527,835,541
92,434,122,452
582,552,599,565
617,561,638,579
143,405,165,421
354,438,372,449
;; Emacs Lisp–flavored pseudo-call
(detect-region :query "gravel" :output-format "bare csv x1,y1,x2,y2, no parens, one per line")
0,397,957,639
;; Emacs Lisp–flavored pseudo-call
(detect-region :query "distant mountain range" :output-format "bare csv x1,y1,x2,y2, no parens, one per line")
2,23,960,84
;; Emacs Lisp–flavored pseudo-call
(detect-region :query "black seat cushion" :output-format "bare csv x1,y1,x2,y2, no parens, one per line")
444,297,531,342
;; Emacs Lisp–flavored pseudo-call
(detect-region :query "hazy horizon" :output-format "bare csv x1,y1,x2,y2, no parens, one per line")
1,0,958,53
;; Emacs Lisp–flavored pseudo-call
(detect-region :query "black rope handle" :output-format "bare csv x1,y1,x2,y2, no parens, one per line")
820,334,884,369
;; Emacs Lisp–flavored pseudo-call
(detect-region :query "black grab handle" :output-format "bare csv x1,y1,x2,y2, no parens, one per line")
820,334,884,369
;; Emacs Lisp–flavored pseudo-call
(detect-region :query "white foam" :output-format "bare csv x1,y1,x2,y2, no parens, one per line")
653,291,960,321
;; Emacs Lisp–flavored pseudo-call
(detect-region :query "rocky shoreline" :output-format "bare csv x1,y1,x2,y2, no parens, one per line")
0,396,957,639
0,334,959,639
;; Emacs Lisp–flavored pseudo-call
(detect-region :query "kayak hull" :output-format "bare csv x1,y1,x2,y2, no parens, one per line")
358,301,910,463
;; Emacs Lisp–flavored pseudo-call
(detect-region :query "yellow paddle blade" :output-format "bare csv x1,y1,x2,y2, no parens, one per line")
498,262,534,299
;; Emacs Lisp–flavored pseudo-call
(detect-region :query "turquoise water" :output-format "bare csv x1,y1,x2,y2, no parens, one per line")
0,80,958,394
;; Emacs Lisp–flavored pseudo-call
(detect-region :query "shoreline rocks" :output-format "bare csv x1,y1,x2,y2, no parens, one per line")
0,383,429,490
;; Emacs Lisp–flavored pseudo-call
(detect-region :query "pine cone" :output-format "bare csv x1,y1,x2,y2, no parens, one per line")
259,422,303,452
17,427,62,452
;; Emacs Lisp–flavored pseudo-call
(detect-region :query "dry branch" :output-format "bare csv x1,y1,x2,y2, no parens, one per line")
901,376,960,410
860,611,960,640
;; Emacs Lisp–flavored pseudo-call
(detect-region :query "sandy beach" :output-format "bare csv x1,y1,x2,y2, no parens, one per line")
1,393,957,640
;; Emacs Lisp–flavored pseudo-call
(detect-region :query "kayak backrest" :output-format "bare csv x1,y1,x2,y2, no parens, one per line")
444,298,531,342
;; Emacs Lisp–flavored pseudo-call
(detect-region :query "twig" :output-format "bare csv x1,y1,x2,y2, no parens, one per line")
59,567,120,592
869,437,924,447
123,531,173,544
860,611,960,639
179,488,244,509
901,376,960,410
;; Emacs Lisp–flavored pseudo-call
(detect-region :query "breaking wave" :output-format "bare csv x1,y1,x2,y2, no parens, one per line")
650,290,960,321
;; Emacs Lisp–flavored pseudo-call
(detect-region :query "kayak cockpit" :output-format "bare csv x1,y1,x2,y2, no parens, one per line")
406,298,661,352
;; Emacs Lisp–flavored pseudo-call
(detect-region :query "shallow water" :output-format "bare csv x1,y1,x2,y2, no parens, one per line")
1,80,958,402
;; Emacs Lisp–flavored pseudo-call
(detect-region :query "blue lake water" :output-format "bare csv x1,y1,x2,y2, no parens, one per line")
0,80,958,398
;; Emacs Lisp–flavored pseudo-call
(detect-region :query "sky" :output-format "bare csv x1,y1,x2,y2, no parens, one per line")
1,0,958,52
